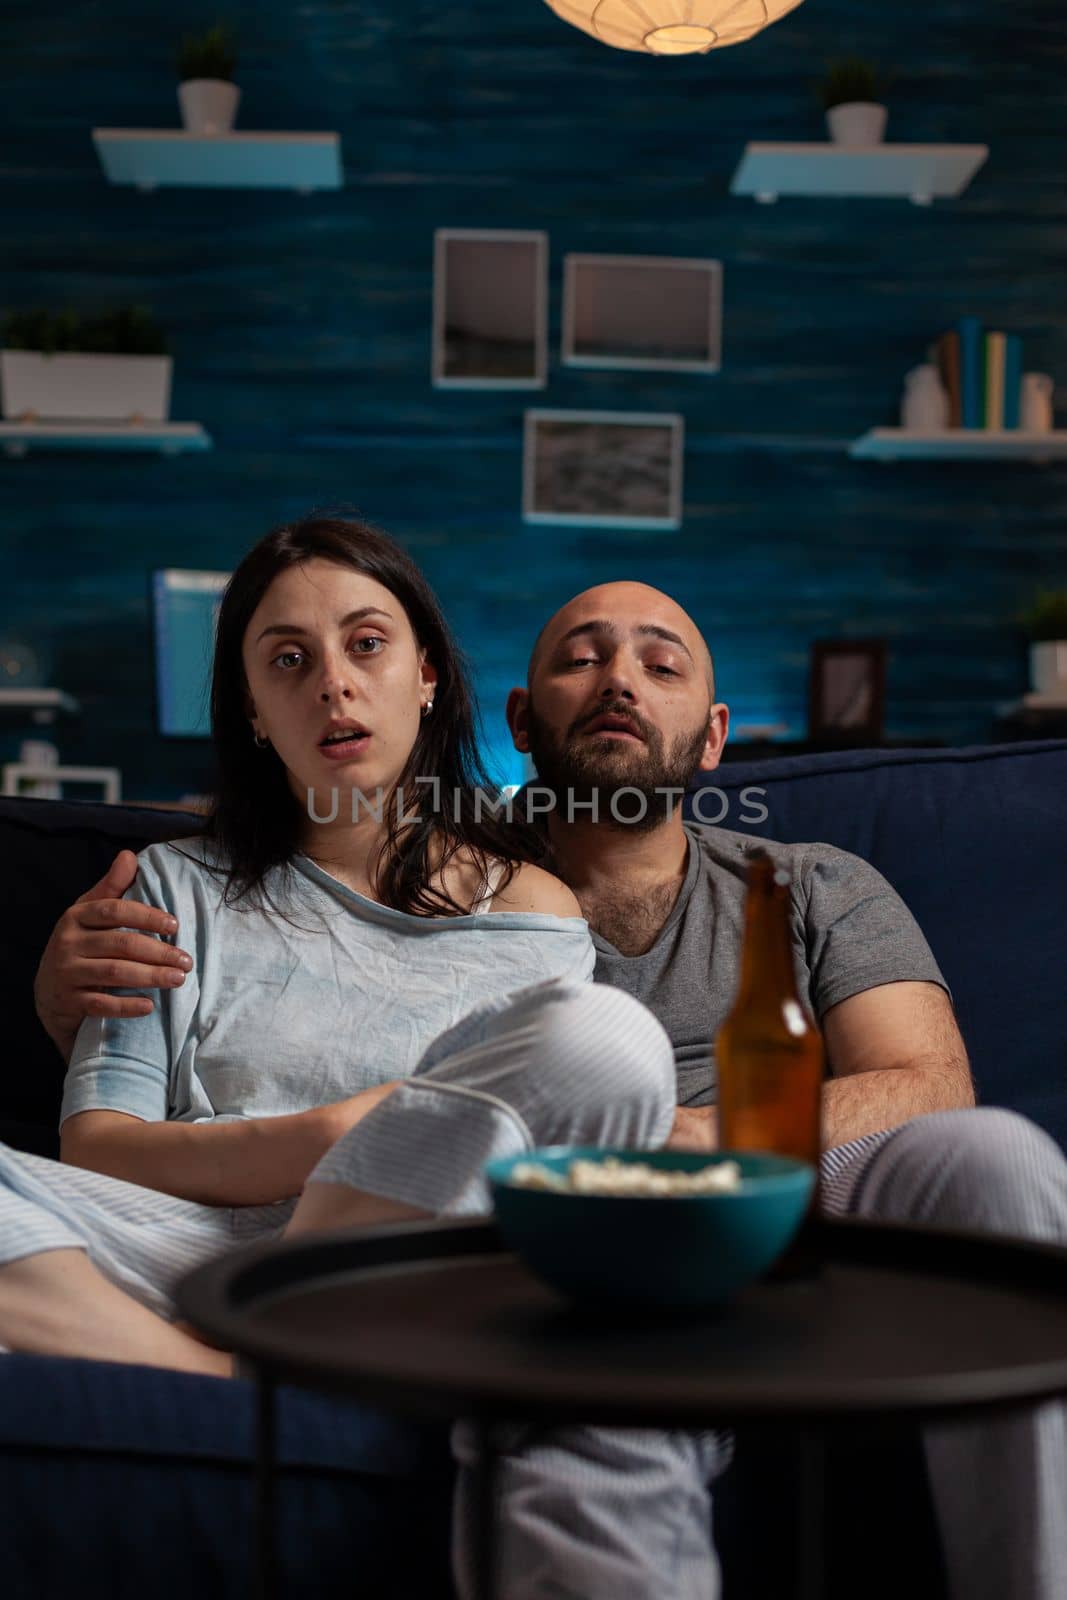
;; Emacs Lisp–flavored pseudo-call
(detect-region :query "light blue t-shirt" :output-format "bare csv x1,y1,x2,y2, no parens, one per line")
61,837,595,1128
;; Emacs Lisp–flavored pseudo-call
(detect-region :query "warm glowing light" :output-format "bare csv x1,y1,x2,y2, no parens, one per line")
544,0,804,55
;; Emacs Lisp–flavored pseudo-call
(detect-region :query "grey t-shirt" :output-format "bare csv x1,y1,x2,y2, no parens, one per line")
592,822,951,1109
61,837,595,1128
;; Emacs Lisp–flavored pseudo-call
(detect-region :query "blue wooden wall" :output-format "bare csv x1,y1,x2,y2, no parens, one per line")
1,0,1065,798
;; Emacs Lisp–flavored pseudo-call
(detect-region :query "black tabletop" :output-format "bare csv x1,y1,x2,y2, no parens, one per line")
178,1215,1067,1430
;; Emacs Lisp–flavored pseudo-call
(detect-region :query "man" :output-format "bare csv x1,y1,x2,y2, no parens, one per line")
32,581,1067,1600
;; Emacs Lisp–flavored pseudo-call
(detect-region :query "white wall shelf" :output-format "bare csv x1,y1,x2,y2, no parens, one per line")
850,428,1067,462
1,422,212,457
731,143,988,206
92,130,343,192
0,689,80,725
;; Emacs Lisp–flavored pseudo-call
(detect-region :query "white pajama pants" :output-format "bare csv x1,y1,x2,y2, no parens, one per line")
2,977,1067,1600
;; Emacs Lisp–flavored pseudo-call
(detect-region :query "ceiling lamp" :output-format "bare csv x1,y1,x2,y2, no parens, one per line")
543,0,804,55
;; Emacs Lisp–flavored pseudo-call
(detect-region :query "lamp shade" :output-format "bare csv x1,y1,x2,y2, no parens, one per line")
543,0,804,55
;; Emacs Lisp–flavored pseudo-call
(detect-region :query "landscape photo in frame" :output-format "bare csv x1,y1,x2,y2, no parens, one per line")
562,255,722,372
432,229,548,387
523,410,684,530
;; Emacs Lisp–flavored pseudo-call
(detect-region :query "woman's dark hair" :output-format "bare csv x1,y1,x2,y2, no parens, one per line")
193,511,546,918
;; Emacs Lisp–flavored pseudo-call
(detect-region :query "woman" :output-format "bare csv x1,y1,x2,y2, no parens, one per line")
0,512,593,1376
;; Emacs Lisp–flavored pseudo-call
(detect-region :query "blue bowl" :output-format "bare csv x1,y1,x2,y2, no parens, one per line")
486,1146,815,1310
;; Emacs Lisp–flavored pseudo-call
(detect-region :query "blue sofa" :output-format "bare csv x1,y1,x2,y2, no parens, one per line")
1,737,1064,1597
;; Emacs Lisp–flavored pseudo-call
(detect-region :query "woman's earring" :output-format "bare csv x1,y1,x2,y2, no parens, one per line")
253,729,271,749
421,699,434,718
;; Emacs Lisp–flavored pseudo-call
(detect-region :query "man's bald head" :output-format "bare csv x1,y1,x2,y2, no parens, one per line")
527,582,715,697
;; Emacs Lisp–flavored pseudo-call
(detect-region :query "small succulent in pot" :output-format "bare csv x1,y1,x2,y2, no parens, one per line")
1018,590,1067,644
2,306,168,356
177,23,240,134
817,57,891,146
177,23,238,84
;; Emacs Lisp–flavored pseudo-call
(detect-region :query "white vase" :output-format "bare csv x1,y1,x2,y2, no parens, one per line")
1020,373,1054,434
826,102,888,147
0,350,173,422
178,79,240,135
1031,641,1067,699
901,364,949,432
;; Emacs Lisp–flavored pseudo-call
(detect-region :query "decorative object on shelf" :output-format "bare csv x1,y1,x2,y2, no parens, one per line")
818,57,889,147
523,410,684,530
433,230,547,388
178,23,239,135
900,364,949,432
731,143,987,205
1020,372,1055,434
542,0,802,55
807,639,886,742
1,307,170,423
1018,591,1067,706
561,255,722,373
855,323,1060,458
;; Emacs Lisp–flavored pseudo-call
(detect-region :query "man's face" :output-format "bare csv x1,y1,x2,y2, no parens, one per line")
512,582,727,828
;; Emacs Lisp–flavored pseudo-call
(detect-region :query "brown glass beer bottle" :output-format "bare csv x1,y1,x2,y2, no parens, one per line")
716,848,823,1168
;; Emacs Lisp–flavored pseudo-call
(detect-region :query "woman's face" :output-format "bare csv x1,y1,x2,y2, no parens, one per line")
242,558,437,813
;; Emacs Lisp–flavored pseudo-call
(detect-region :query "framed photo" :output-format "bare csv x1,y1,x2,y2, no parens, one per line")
808,640,887,741
432,229,548,388
562,254,722,372
523,409,684,530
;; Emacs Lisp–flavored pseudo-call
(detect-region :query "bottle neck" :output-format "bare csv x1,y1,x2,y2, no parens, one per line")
735,863,800,1006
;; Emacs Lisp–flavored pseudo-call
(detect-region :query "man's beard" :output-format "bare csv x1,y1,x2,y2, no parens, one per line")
524,696,709,834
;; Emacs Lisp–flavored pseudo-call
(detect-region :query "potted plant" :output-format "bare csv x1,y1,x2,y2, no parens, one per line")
178,23,239,135
818,58,889,148
1019,590,1067,703
0,307,172,424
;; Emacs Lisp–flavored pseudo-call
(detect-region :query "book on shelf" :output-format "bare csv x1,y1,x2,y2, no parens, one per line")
1003,333,1022,428
984,331,1006,429
945,320,1026,431
957,316,983,428
935,331,962,427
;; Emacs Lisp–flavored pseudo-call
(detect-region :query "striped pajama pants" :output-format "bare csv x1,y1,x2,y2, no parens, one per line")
2,978,1066,1600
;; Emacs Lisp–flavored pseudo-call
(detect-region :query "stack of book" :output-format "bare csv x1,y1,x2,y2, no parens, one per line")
934,319,1023,429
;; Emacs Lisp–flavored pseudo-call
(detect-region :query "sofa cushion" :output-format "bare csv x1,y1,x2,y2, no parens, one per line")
688,739,1067,1147
0,1354,454,1600
0,795,204,1149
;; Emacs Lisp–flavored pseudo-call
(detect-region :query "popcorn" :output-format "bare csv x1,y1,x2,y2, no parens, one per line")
508,1156,743,1197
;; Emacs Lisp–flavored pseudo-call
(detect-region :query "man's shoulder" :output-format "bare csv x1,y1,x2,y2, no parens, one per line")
682,822,873,885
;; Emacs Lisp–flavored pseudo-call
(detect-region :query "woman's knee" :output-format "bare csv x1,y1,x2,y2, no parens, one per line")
859,1107,1067,1241
525,983,676,1136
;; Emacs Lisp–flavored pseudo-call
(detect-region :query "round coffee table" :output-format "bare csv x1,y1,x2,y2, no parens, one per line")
178,1214,1067,1600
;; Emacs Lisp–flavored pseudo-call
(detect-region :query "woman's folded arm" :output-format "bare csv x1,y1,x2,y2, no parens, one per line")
60,1082,398,1206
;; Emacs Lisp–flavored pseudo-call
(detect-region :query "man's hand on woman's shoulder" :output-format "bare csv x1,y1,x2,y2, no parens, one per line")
34,849,194,1064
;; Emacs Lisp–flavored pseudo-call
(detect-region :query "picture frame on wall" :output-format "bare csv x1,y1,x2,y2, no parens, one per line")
523,409,684,530
432,229,548,388
562,254,722,372
808,639,887,742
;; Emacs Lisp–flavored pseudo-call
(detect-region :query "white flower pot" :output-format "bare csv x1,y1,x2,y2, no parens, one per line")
826,102,888,147
0,351,173,422
1030,641,1067,699
178,79,240,135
